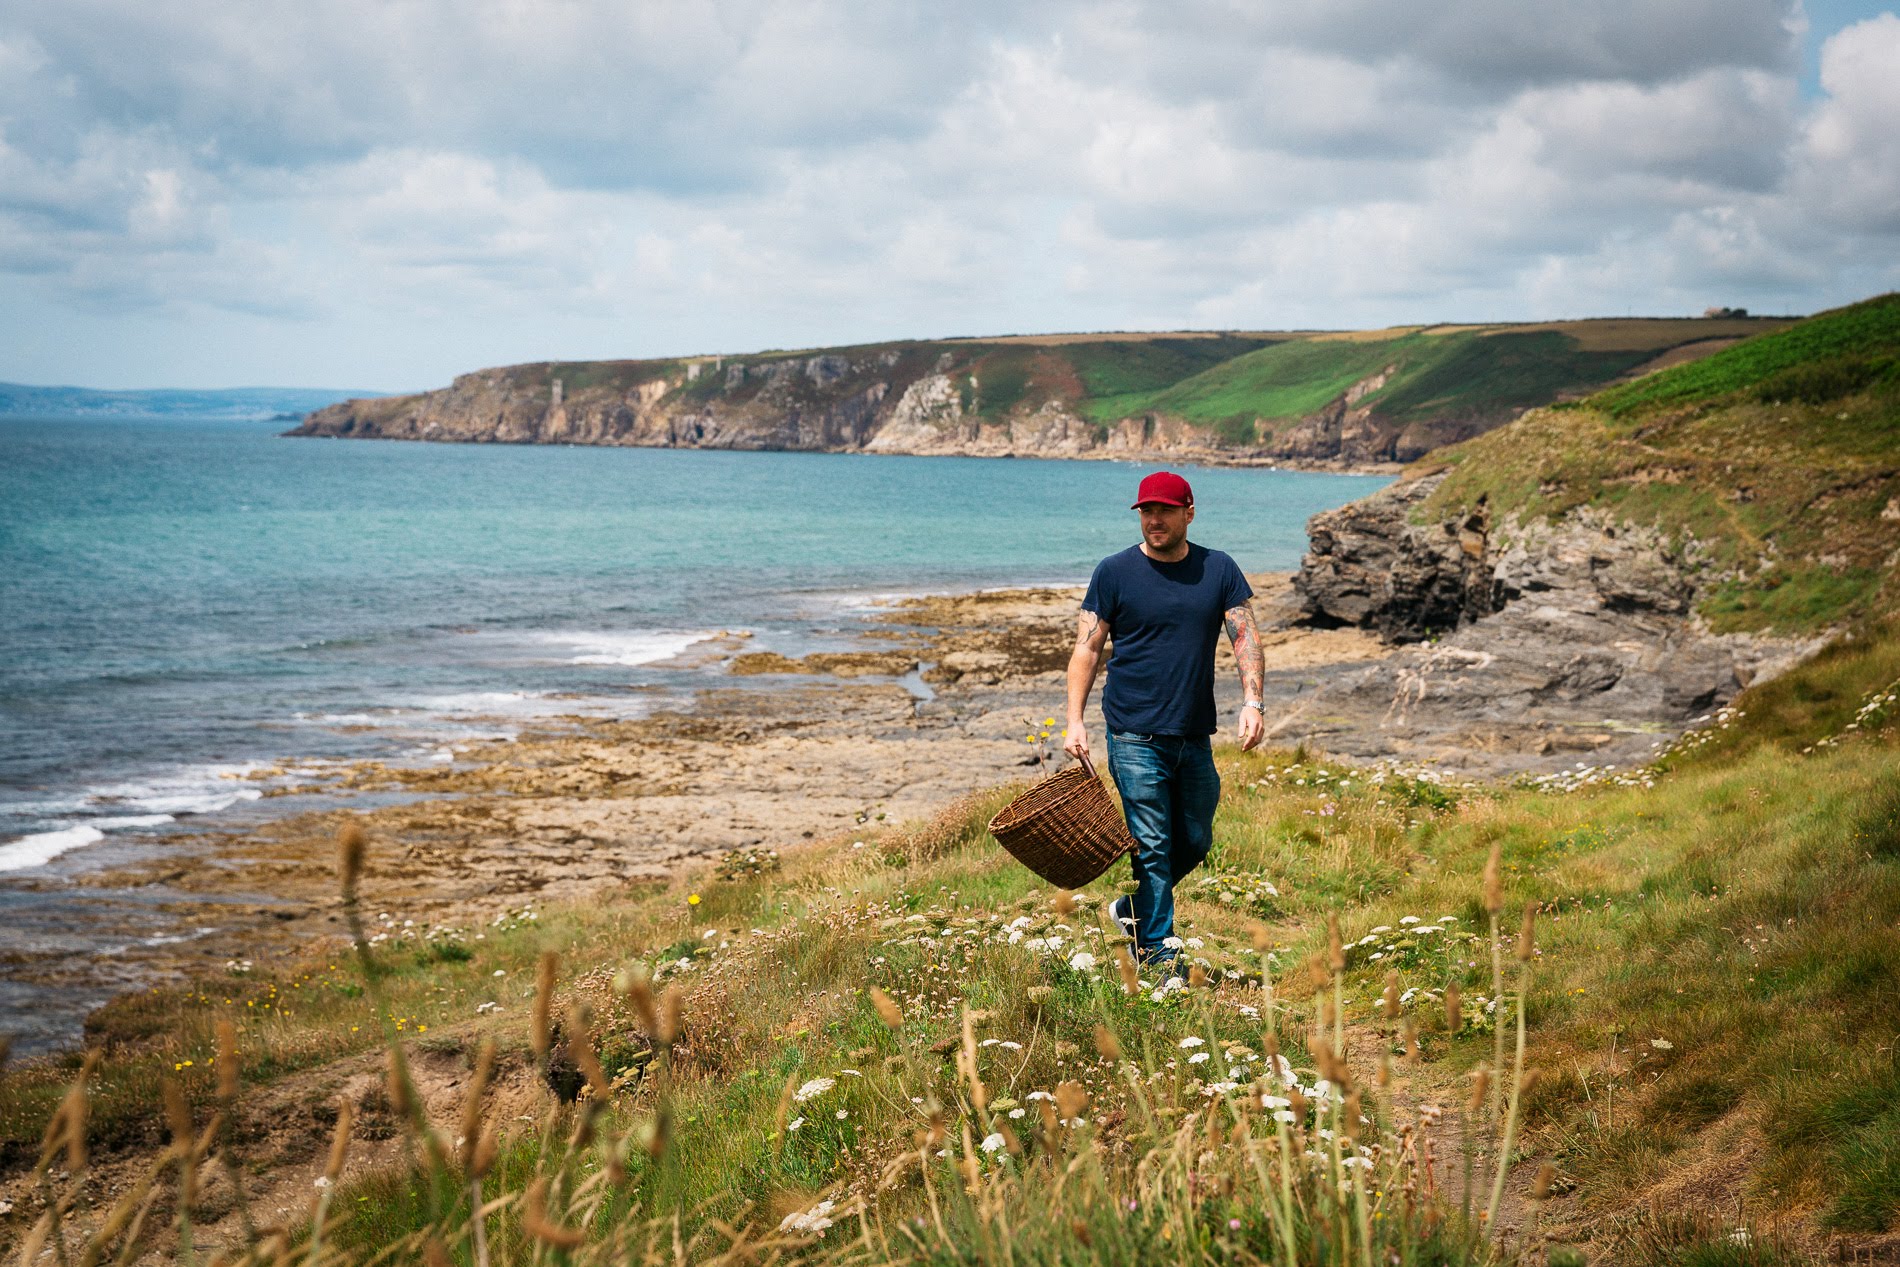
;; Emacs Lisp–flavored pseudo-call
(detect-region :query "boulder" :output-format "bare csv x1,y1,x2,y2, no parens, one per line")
1292,474,1495,641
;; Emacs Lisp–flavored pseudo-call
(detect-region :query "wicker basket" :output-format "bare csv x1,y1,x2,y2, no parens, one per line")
987,754,1135,889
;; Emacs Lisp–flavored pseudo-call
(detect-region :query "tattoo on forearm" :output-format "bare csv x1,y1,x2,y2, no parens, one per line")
1075,610,1105,650
1225,604,1265,702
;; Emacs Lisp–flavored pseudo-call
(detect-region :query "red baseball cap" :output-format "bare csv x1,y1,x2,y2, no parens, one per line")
1131,470,1193,508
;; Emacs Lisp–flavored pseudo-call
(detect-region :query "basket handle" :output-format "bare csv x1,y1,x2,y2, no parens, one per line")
1077,751,1100,782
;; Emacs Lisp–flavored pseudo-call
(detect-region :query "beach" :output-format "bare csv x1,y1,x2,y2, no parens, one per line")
3,573,1389,1053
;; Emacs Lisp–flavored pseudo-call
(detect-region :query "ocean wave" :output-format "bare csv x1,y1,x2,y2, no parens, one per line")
87,765,267,818
524,630,717,667
0,825,106,872
0,766,264,871
408,690,558,716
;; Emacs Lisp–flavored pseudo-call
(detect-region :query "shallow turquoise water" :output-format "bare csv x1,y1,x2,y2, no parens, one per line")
0,415,1389,868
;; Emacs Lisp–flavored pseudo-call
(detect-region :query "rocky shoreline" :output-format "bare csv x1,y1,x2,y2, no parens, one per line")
1286,471,1823,769
6,533,1819,1055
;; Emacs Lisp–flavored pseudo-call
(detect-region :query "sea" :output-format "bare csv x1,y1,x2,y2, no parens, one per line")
0,414,1387,1047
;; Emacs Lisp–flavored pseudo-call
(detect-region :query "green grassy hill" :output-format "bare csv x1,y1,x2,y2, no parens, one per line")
855,319,1786,454
1089,326,1705,442
1420,294,1900,634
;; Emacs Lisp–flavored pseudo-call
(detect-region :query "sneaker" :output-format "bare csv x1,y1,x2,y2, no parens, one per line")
1109,895,1136,935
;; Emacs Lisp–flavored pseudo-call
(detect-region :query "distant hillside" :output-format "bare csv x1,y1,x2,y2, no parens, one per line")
0,383,384,421
288,316,1789,467
1398,293,1900,636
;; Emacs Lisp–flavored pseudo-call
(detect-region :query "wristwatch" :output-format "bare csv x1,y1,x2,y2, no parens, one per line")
1241,700,1264,712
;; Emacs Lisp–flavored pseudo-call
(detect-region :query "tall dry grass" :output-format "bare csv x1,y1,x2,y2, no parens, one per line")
7,821,1557,1267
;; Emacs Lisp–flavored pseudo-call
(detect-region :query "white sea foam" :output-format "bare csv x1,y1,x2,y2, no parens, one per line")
526,630,716,667
411,691,556,715
0,825,106,872
72,762,270,820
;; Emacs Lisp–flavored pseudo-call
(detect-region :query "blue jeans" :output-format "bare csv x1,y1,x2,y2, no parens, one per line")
1104,730,1220,965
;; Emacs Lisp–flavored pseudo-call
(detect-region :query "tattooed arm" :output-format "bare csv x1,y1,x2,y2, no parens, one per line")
1224,602,1266,752
1064,609,1111,760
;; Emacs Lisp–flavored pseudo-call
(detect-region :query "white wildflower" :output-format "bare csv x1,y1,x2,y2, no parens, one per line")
793,1077,836,1103
1068,951,1097,972
778,1200,837,1236
980,1133,1006,1154
1179,1036,1206,1048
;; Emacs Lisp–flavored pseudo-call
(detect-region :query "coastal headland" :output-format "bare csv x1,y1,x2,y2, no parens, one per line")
287,316,1787,469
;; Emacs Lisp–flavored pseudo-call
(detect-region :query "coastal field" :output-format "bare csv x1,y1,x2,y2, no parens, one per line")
3,296,1897,1264
2,606,1895,1264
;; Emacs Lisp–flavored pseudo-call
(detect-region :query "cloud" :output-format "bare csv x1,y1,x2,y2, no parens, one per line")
0,0,1893,388
1796,12,1900,231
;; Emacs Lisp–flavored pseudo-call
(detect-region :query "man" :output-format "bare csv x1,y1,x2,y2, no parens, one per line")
1063,470,1266,975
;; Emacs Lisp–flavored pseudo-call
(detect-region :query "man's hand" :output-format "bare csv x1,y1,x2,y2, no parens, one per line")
1237,706,1264,752
1064,720,1090,761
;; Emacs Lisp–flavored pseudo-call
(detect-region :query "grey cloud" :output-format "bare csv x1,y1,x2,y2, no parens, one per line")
0,0,1892,389
1518,70,1798,190
1245,0,1801,90
3,1,1012,193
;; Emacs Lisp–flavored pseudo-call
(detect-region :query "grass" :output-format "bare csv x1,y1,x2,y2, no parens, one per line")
1367,332,1655,426
7,625,1899,1261
1125,335,1419,425
1061,336,1282,422
1095,327,1708,436
1416,297,1900,635
1592,295,1900,417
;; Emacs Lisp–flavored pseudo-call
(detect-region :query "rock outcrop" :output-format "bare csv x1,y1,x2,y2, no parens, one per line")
1282,474,1820,768
1293,474,1494,640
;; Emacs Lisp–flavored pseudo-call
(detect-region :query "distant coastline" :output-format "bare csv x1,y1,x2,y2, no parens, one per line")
287,316,1788,469
0,383,388,421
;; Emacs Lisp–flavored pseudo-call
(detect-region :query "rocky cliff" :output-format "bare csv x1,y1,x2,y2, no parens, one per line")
289,318,1785,467
1287,474,1813,763
1276,296,1900,766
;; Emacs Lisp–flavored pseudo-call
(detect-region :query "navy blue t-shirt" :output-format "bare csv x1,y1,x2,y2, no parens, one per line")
1081,543,1253,736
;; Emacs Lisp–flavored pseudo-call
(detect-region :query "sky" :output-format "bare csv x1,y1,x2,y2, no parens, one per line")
0,1,1896,390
